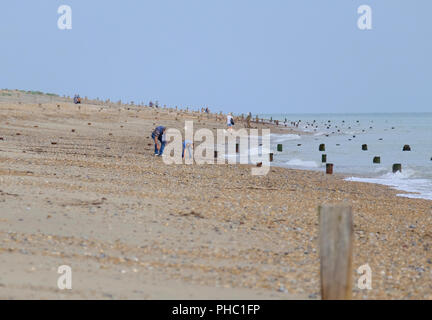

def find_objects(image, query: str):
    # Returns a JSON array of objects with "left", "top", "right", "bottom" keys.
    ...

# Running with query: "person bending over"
[{"left": 151, "top": 126, "right": 166, "bottom": 156}]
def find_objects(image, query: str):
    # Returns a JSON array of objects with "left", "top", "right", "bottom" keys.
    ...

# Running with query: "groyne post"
[{"left": 318, "top": 204, "right": 353, "bottom": 300}]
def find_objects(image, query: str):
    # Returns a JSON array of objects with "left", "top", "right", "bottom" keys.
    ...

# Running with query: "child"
[{"left": 182, "top": 140, "right": 193, "bottom": 160}]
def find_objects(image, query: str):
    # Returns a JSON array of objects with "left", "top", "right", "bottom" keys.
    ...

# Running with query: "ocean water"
[{"left": 260, "top": 113, "right": 432, "bottom": 200}]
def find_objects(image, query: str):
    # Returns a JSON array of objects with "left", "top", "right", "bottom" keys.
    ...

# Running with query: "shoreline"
[
  {"left": 263, "top": 117, "right": 432, "bottom": 202},
  {"left": 1, "top": 95, "right": 432, "bottom": 299}
]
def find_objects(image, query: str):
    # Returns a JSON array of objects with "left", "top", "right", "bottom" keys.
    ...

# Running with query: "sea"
[{"left": 260, "top": 113, "right": 432, "bottom": 201}]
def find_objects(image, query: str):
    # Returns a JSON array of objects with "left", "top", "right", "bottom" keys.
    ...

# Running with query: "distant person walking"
[
  {"left": 246, "top": 113, "right": 252, "bottom": 128},
  {"left": 151, "top": 126, "right": 166, "bottom": 156},
  {"left": 227, "top": 113, "right": 234, "bottom": 132}
]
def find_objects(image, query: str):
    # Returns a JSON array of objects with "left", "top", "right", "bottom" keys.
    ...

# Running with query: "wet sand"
[{"left": 0, "top": 93, "right": 431, "bottom": 299}]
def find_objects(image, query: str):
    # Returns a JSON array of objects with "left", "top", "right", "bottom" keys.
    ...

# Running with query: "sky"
[{"left": 1, "top": 1, "right": 431, "bottom": 114}]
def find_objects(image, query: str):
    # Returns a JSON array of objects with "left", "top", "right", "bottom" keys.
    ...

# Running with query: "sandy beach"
[{"left": 1, "top": 91, "right": 431, "bottom": 300}]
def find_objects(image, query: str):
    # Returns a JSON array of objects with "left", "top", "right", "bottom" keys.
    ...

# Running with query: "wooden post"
[
  {"left": 362, "top": 144, "right": 368, "bottom": 151},
  {"left": 319, "top": 144, "right": 325, "bottom": 152},
  {"left": 318, "top": 204, "right": 353, "bottom": 300},
  {"left": 393, "top": 163, "right": 402, "bottom": 173},
  {"left": 403, "top": 145, "right": 411, "bottom": 151},
  {"left": 236, "top": 143, "right": 239, "bottom": 153},
  {"left": 214, "top": 151, "right": 218, "bottom": 159},
  {"left": 277, "top": 144, "right": 283, "bottom": 152},
  {"left": 322, "top": 154, "right": 327, "bottom": 163},
  {"left": 269, "top": 153, "right": 273, "bottom": 162},
  {"left": 326, "top": 163, "right": 333, "bottom": 174},
  {"left": 373, "top": 156, "right": 381, "bottom": 164}
]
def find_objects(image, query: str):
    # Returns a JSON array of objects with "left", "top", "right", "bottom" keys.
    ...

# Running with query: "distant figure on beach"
[
  {"left": 73, "top": 94, "right": 81, "bottom": 104},
  {"left": 205, "top": 107, "right": 209, "bottom": 113},
  {"left": 151, "top": 126, "right": 166, "bottom": 156},
  {"left": 182, "top": 140, "right": 194, "bottom": 160},
  {"left": 246, "top": 113, "right": 251, "bottom": 128},
  {"left": 227, "top": 113, "right": 234, "bottom": 132}
]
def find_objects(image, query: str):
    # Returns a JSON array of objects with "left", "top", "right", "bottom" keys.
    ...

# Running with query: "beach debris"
[
  {"left": 256, "top": 162, "right": 262, "bottom": 167},
  {"left": 322, "top": 154, "right": 327, "bottom": 163},
  {"left": 71, "top": 129, "right": 75, "bottom": 132},
  {"left": 319, "top": 144, "right": 325, "bottom": 152},
  {"left": 178, "top": 210, "right": 204, "bottom": 219},
  {"left": 326, "top": 163, "right": 333, "bottom": 175},
  {"left": 277, "top": 144, "right": 283, "bottom": 152},
  {"left": 318, "top": 204, "right": 353, "bottom": 300},
  {"left": 362, "top": 144, "right": 368, "bottom": 151},
  {"left": 0, "top": 137, "right": 3, "bottom": 140},
  {"left": 403, "top": 145, "right": 411, "bottom": 151},
  {"left": 392, "top": 163, "right": 402, "bottom": 173},
  {"left": 51, "top": 142, "right": 57, "bottom": 145},
  {"left": 278, "top": 285, "right": 288, "bottom": 293},
  {"left": 0, "top": 190, "right": 19, "bottom": 197},
  {"left": 373, "top": 156, "right": 381, "bottom": 164}
]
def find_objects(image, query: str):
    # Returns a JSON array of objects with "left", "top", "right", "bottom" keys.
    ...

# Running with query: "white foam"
[
  {"left": 345, "top": 172, "right": 432, "bottom": 201},
  {"left": 271, "top": 133, "right": 301, "bottom": 143},
  {"left": 313, "top": 132, "right": 327, "bottom": 136},
  {"left": 286, "top": 159, "right": 320, "bottom": 168}
]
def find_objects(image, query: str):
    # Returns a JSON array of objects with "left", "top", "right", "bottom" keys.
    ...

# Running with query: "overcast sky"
[{"left": 1, "top": 1, "right": 431, "bottom": 114}]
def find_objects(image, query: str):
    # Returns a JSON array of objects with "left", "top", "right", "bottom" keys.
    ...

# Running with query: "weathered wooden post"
[
  {"left": 277, "top": 144, "right": 283, "bottom": 152},
  {"left": 319, "top": 144, "right": 325, "bottom": 152},
  {"left": 373, "top": 156, "right": 381, "bottom": 164},
  {"left": 326, "top": 163, "right": 333, "bottom": 174},
  {"left": 393, "top": 163, "right": 402, "bottom": 173},
  {"left": 214, "top": 151, "right": 218, "bottom": 159},
  {"left": 269, "top": 153, "right": 274, "bottom": 162},
  {"left": 322, "top": 154, "right": 327, "bottom": 163},
  {"left": 236, "top": 143, "right": 240, "bottom": 153},
  {"left": 319, "top": 204, "right": 353, "bottom": 300},
  {"left": 362, "top": 144, "right": 368, "bottom": 151}
]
